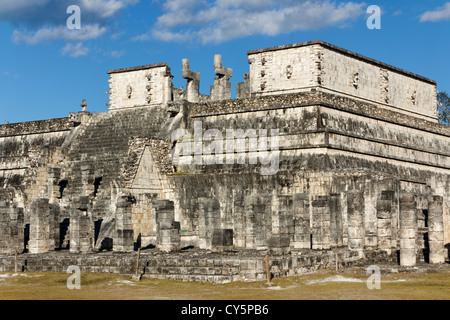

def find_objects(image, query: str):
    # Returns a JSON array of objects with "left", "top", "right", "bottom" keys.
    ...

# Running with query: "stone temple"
[{"left": 0, "top": 40, "right": 449, "bottom": 282}]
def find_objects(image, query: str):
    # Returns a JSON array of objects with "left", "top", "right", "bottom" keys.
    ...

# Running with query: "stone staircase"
[{"left": 63, "top": 106, "right": 172, "bottom": 205}]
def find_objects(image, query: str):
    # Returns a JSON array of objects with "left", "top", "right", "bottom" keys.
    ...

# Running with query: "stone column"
[
  {"left": 70, "top": 196, "right": 92, "bottom": 253},
  {"left": 0, "top": 202, "right": 9, "bottom": 254},
  {"left": 198, "top": 198, "right": 220, "bottom": 250},
  {"left": 113, "top": 195, "right": 134, "bottom": 252},
  {"left": 182, "top": 59, "right": 200, "bottom": 103},
  {"left": 311, "top": 196, "right": 331, "bottom": 250},
  {"left": 13, "top": 207, "right": 25, "bottom": 253},
  {"left": 428, "top": 195, "right": 445, "bottom": 264},
  {"left": 244, "top": 194, "right": 271, "bottom": 250},
  {"left": 28, "top": 198, "right": 56, "bottom": 254},
  {"left": 210, "top": 54, "right": 233, "bottom": 101},
  {"left": 47, "top": 167, "right": 61, "bottom": 202},
  {"left": 153, "top": 200, "right": 180, "bottom": 253},
  {"left": 329, "top": 193, "right": 342, "bottom": 248},
  {"left": 0, "top": 202, "right": 24, "bottom": 254},
  {"left": 293, "top": 193, "right": 310, "bottom": 249},
  {"left": 50, "top": 204, "right": 61, "bottom": 250},
  {"left": 232, "top": 194, "right": 246, "bottom": 248},
  {"left": 399, "top": 193, "right": 417, "bottom": 266},
  {"left": 347, "top": 191, "right": 365, "bottom": 252},
  {"left": 267, "top": 195, "right": 291, "bottom": 254},
  {"left": 80, "top": 165, "right": 94, "bottom": 197},
  {"left": 277, "top": 196, "right": 294, "bottom": 242},
  {"left": 236, "top": 73, "right": 250, "bottom": 99},
  {"left": 376, "top": 190, "right": 394, "bottom": 254}
]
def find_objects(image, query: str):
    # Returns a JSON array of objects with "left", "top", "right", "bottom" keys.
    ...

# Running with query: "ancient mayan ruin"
[{"left": 0, "top": 40, "right": 449, "bottom": 282}]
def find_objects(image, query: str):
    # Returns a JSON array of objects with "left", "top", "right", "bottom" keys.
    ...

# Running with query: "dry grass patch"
[{"left": 0, "top": 266, "right": 449, "bottom": 300}]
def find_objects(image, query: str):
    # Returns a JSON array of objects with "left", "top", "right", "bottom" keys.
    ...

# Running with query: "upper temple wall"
[
  {"left": 107, "top": 63, "right": 173, "bottom": 111},
  {"left": 247, "top": 40, "right": 438, "bottom": 122}
]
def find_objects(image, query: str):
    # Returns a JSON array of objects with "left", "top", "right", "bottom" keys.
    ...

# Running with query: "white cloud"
[
  {"left": 62, "top": 42, "right": 89, "bottom": 57},
  {"left": 13, "top": 24, "right": 107, "bottom": 45},
  {"left": 420, "top": 2, "right": 450, "bottom": 22},
  {"left": 109, "top": 50, "right": 125, "bottom": 58},
  {"left": 0, "top": 0, "right": 137, "bottom": 24},
  {"left": 78, "top": 0, "right": 138, "bottom": 18},
  {"left": 0, "top": 0, "right": 138, "bottom": 45},
  {"left": 110, "top": 31, "right": 125, "bottom": 40},
  {"left": 140, "top": 0, "right": 365, "bottom": 44},
  {"left": 131, "top": 33, "right": 151, "bottom": 42},
  {"left": 2, "top": 71, "right": 20, "bottom": 79},
  {"left": 0, "top": 0, "right": 50, "bottom": 16}
]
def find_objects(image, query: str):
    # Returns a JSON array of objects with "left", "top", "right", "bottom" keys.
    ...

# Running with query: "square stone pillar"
[
  {"left": 210, "top": 55, "right": 233, "bottom": 101},
  {"left": 311, "top": 196, "right": 332, "bottom": 250},
  {"left": 399, "top": 193, "right": 418, "bottom": 266},
  {"left": 0, "top": 202, "right": 24, "bottom": 254},
  {"left": 347, "top": 191, "right": 365, "bottom": 252},
  {"left": 292, "top": 193, "right": 311, "bottom": 249},
  {"left": 232, "top": 194, "right": 246, "bottom": 248},
  {"left": 28, "top": 198, "right": 56, "bottom": 254},
  {"left": 329, "top": 193, "right": 342, "bottom": 248},
  {"left": 47, "top": 167, "right": 61, "bottom": 202},
  {"left": 113, "top": 195, "right": 134, "bottom": 252},
  {"left": 376, "top": 190, "right": 395, "bottom": 254},
  {"left": 275, "top": 196, "right": 294, "bottom": 246},
  {"left": 182, "top": 59, "right": 200, "bottom": 103},
  {"left": 70, "top": 196, "right": 92, "bottom": 253},
  {"left": 244, "top": 194, "right": 271, "bottom": 250},
  {"left": 198, "top": 198, "right": 221, "bottom": 250},
  {"left": 428, "top": 195, "right": 445, "bottom": 264},
  {"left": 153, "top": 200, "right": 180, "bottom": 253},
  {"left": 236, "top": 73, "right": 250, "bottom": 99}
]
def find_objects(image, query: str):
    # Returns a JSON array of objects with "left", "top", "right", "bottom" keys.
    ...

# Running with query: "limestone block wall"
[
  {"left": 107, "top": 63, "right": 173, "bottom": 110},
  {"left": 0, "top": 118, "right": 72, "bottom": 209},
  {"left": 178, "top": 101, "right": 449, "bottom": 180},
  {"left": 319, "top": 47, "right": 437, "bottom": 121},
  {"left": 163, "top": 89, "right": 449, "bottom": 262},
  {"left": 322, "top": 107, "right": 450, "bottom": 157},
  {"left": 247, "top": 41, "right": 437, "bottom": 122},
  {"left": 247, "top": 44, "right": 317, "bottom": 95}
]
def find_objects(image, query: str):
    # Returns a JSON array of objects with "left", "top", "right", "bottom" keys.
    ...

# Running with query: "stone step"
[
  {"left": 142, "top": 274, "right": 237, "bottom": 283},
  {"left": 142, "top": 266, "right": 240, "bottom": 277}
]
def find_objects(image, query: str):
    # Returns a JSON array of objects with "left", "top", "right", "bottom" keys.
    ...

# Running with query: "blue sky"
[{"left": 0, "top": 0, "right": 449, "bottom": 124}]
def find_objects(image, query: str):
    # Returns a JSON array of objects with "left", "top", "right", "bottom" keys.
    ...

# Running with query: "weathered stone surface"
[
  {"left": 212, "top": 229, "right": 233, "bottom": 248},
  {"left": 247, "top": 40, "right": 437, "bottom": 122},
  {"left": 107, "top": 63, "right": 172, "bottom": 110},
  {"left": 0, "top": 40, "right": 448, "bottom": 282}
]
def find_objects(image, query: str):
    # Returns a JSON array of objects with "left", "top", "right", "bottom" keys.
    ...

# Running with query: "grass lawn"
[{"left": 0, "top": 265, "right": 449, "bottom": 300}]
